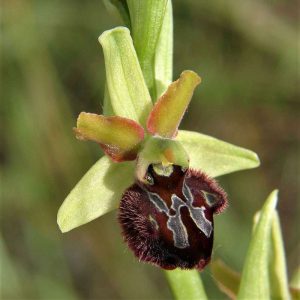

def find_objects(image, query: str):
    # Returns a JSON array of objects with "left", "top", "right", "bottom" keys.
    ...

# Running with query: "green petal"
[
  {"left": 147, "top": 71, "right": 201, "bottom": 138},
  {"left": 238, "top": 190, "right": 278, "bottom": 299},
  {"left": 165, "top": 269, "right": 208, "bottom": 300},
  {"left": 75, "top": 112, "right": 144, "bottom": 161},
  {"left": 154, "top": 0, "right": 173, "bottom": 98},
  {"left": 127, "top": 0, "right": 168, "bottom": 99},
  {"left": 99, "top": 27, "right": 152, "bottom": 127},
  {"left": 176, "top": 130, "right": 260, "bottom": 177},
  {"left": 57, "top": 156, "right": 135, "bottom": 233},
  {"left": 210, "top": 260, "right": 240, "bottom": 299}
]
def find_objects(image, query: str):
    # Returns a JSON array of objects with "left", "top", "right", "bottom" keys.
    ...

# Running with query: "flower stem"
[{"left": 165, "top": 269, "right": 208, "bottom": 300}]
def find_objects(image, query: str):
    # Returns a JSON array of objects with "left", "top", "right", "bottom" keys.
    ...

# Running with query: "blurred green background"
[{"left": 1, "top": 0, "right": 299, "bottom": 299}]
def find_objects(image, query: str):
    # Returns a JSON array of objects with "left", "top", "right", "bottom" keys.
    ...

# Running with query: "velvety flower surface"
[{"left": 119, "top": 164, "right": 227, "bottom": 270}]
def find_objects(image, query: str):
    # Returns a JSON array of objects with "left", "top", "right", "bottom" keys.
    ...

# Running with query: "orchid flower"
[{"left": 57, "top": 27, "right": 259, "bottom": 270}]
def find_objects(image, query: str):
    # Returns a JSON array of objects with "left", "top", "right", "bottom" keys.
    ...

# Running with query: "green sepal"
[
  {"left": 176, "top": 130, "right": 260, "bottom": 177},
  {"left": 165, "top": 269, "right": 208, "bottom": 300},
  {"left": 147, "top": 71, "right": 201, "bottom": 138},
  {"left": 74, "top": 112, "right": 144, "bottom": 162},
  {"left": 99, "top": 27, "right": 152, "bottom": 127},
  {"left": 127, "top": 0, "right": 168, "bottom": 99},
  {"left": 237, "top": 190, "right": 278, "bottom": 299},
  {"left": 57, "top": 156, "right": 135, "bottom": 233},
  {"left": 103, "top": 84, "right": 114, "bottom": 116},
  {"left": 136, "top": 136, "right": 189, "bottom": 182}
]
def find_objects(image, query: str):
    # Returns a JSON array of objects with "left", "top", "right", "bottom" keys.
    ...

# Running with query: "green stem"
[
  {"left": 126, "top": 1, "right": 208, "bottom": 298},
  {"left": 165, "top": 269, "right": 208, "bottom": 300},
  {"left": 105, "top": 1, "right": 209, "bottom": 299},
  {"left": 127, "top": 0, "right": 168, "bottom": 100}
]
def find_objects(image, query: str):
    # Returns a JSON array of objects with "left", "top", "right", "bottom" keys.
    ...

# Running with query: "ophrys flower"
[{"left": 57, "top": 28, "right": 259, "bottom": 270}]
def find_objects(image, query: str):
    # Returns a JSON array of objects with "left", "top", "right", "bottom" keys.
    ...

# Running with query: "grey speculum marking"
[
  {"left": 167, "top": 195, "right": 190, "bottom": 248},
  {"left": 148, "top": 192, "right": 169, "bottom": 213},
  {"left": 183, "top": 181, "right": 213, "bottom": 237},
  {"left": 147, "top": 180, "right": 213, "bottom": 249}
]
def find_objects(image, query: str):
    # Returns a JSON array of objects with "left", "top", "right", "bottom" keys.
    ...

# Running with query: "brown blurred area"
[{"left": 1, "top": 0, "right": 299, "bottom": 299}]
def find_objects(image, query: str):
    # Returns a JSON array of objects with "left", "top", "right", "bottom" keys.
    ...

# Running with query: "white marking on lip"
[
  {"left": 183, "top": 181, "right": 213, "bottom": 237},
  {"left": 148, "top": 192, "right": 169, "bottom": 213},
  {"left": 148, "top": 191, "right": 190, "bottom": 248},
  {"left": 167, "top": 195, "right": 190, "bottom": 248},
  {"left": 146, "top": 180, "right": 213, "bottom": 249}
]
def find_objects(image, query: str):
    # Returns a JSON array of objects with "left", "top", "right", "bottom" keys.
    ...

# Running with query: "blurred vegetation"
[{"left": 1, "top": 0, "right": 299, "bottom": 299}]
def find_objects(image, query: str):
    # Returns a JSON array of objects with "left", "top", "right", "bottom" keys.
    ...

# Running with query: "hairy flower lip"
[{"left": 118, "top": 164, "right": 227, "bottom": 270}]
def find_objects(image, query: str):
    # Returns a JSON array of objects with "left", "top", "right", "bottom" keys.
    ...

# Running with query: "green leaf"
[
  {"left": 154, "top": 0, "right": 173, "bottom": 98},
  {"left": 210, "top": 259, "right": 240, "bottom": 299},
  {"left": 57, "top": 156, "right": 135, "bottom": 233},
  {"left": 136, "top": 136, "right": 189, "bottom": 182},
  {"left": 147, "top": 71, "right": 201, "bottom": 138},
  {"left": 74, "top": 112, "right": 144, "bottom": 161},
  {"left": 176, "top": 130, "right": 260, "bottom": 177},
  {"left": 165, "top": 269, "right": 208, "bottom": 300},
  {"left": 211, "top": 213, "right": 291, "bottom": 300},
  {"left": 99, "top": 27, "right": 152, "bottom": 127},
  {"left": 237, "top": 192, "right": 291, "bottom": 299},
  {"left": 127, "top": 0, "right": 168, "bottom": 99},
  {"left": 237, "top": 190, "right": 278, "bottom": 300},
  {"left": 269, "top": 211, "right": 291, "bottom": 300}
]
